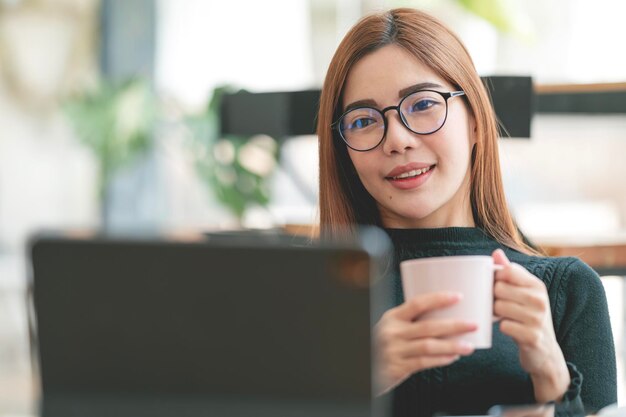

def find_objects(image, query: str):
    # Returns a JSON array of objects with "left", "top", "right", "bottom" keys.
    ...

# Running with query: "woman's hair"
[{"left": 317, "top": 7, "right": 539, "bottom": 255}]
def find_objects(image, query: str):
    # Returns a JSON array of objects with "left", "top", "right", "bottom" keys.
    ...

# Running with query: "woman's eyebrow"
[
  {"left": 344, "top": 98, "right": 378, "bottom": 113},
  {"left": 343, "top": 82, "right": 445, "bottom": 113},
  {"left": 398, "top": 82, "right": 444, "bottom": 97}
]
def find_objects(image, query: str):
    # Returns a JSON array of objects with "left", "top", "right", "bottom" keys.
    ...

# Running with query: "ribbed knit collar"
[{"left": 384, "top": 227, "right": 495, "bottom": 250}]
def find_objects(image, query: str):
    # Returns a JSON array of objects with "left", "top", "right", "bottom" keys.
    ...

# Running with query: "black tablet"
[{"left": 28, "top": 228, "right": 392, "bottom": 417}]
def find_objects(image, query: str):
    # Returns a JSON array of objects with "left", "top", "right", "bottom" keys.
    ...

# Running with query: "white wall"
[
  {"left": 500, "top": 114, "right": 626, "bottom": 239},
  {"left": 155, "top": 0, "right": 314, "bottom": 110}
]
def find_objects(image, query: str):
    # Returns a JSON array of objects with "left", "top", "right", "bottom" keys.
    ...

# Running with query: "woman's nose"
[{"left": 381, "top": 111, "right": 420, "bottom": 155}]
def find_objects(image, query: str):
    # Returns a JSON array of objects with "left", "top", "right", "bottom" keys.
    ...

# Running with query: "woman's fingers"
[
  {"left": 496, "top": 263, "right": 542, "bottom": 288},
  {"left": 493, "top": 249, "right": 544, "bottom": 289},
  {"left": 392, "top": 292, "right": 462, "bottom": 322},
  {"left": 495, "top": 299, "right": 544, "bottom": 327},
  {"left": 492, "top": 248, "right": 511, "bottom": 267},
  {"left": 398, "top": 337, "right": 475, "bottom": 358},
  {"left": 492, "top": 249, "right": 550, "bottom": 330},
  {"left": 403, "top": 318, "right": 478, "bottom": 340},
  {"left": 494, "top": 280, "right": 548, "bottom": 310},
  {"left": 375, "top": 293, "right": 477, "bottom": 386},
  {"left": 375, "top": 290, "right": 480, "bottom": 390}
]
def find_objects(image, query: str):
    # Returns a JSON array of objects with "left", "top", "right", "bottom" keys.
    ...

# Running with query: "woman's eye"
[
  {"left": 348, "top": 117, "right": 376, "bottom": 130},
  {"left": 411, "top": 99, "right": 436, "bottom": 112}
]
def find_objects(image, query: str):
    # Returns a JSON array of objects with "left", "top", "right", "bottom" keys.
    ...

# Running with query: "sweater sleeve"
[{"left": 551, "top": 257, "right": 617, "bottom": 413}]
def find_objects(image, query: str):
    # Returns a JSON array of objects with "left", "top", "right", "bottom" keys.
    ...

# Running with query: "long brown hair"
[{"left": 317, "top": 8, "right": 539, "bottom": 255}]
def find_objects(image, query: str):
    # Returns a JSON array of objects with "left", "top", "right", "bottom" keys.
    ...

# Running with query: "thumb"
[{"left": 492, "top": 248, "right": 511, "bottom": 267}]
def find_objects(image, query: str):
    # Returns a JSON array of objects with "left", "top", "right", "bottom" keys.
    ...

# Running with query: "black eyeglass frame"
[{"left": 332, "top": 89, "right": 466, "bottom": 152}]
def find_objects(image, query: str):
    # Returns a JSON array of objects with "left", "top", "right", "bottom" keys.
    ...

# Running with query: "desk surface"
[
  {"left": 535, "top": 233, "right": 626, "bottom": 276},
  {"left": 281, "top": 224, "right": 626, "bottom": 277}
]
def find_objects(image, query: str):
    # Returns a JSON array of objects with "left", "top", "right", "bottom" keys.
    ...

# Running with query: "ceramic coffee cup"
[{"left": 400, "top": 255, "right": 502, "bottom": 349}]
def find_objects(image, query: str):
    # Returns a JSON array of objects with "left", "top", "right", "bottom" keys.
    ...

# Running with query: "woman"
[{"left": 317, "top": 8, "right": 616, "bottom": 416}]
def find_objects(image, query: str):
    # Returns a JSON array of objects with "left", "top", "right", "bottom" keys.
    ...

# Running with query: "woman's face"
[{"left": 341, "top": 44, "right": 476, "bottom": 228}]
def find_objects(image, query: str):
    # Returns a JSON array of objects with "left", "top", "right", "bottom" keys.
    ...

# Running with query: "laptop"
[{"left": 28, "top": 228, "right": 392, "bottom": 417}]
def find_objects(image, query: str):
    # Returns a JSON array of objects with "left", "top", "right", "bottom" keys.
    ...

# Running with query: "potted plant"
[{"left": 187, "top": 86, "right": 279, "bottom": 223}]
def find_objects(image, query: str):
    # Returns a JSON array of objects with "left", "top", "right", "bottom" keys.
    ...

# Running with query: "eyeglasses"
[{"left": 332, "top": 90, "right": 466, "bottom": 152}]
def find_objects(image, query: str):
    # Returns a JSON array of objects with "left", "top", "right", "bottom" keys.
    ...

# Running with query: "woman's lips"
[
  {"left": 386, "top": 164, "right": 435, "bottom": 190},
  {"left": 385, "top": 162, "right": 434, "bottom": 179}
]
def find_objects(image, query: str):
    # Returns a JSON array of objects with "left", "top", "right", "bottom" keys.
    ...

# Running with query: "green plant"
[
  {"left": 188, "top": 86, "right": 279, "bottom": 220},
  {"left": 64, "top": 78, "right": 157, "bottom": 203},
  {"left": 388, "top": 0, "right": 531, "bottom": 38},
  {"left": 455, "top": 0, "right": 517, "bottom": 33}
]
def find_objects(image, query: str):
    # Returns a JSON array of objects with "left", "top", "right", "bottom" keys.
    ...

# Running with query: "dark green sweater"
[{"left": 382, "top": 227, "right": 617, "bottom": 416}]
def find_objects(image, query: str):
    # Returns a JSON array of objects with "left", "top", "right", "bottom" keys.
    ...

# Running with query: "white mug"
[{"left": 400, "top": 255, "right": 502, "bottom": 349}]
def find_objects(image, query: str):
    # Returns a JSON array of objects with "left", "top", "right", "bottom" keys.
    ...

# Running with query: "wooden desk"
[
  {"left": 281, "top": 225, "right": 626, "bottom": 276},
  {"left": 537, "top": 234, "right": 626, "bottom": 276}
]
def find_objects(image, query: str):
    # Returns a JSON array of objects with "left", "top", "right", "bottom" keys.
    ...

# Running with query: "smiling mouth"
[{"left": 386, "top": 164, "right": 436, "bottom": 180}]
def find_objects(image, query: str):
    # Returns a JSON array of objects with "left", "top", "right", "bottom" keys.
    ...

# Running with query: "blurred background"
[{"left": 1, "top": 0, "right": 625, "bottom": 414}]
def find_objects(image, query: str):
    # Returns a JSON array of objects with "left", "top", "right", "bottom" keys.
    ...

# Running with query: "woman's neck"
[{"left": 379, "top": 199, "right": 475, "bottom": 229}]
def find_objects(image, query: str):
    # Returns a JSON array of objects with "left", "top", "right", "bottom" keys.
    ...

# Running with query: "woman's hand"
[
  {"left": 492, "top": 249, "right": 570, "bottom": 403},
  {"left": 374, "top": 292, "right": 477, "bottom": 396}
]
